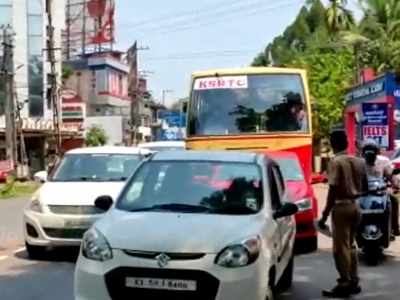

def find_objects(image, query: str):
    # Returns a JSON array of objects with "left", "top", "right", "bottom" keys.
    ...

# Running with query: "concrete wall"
[{"left": 84, "top": 116, "right": 126, "bottom": 145}]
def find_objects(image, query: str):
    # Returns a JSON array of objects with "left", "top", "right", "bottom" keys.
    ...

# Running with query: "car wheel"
[
  {"left": 265, "top": 286, "right": 274, "bottom": 300},
  {"left": 25, "top": 242, "right": 46, "bottom": 260},
  {"left": 295, "top": 236, "right": 318, "bottom": 254},
  {"left": 276, "top": 256, "right": 294, "bottom": 292}
]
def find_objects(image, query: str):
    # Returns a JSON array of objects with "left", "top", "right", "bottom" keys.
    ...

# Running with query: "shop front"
[{"left": 345, "top": 73, "right": 400, "bottom": 154}]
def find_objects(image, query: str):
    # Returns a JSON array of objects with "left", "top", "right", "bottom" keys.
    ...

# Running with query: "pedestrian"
[{"left": 319, "top": 130, "right": 368, "bottom": 298}]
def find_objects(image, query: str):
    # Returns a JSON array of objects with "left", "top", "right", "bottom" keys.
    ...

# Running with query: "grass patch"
[{"left": 0, "top": 179, "right": 40, "bottom": 199}]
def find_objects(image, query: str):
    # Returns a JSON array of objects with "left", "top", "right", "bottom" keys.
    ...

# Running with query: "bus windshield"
[{"left": 188, "top": 74, "right": 308, "bottom": 136}]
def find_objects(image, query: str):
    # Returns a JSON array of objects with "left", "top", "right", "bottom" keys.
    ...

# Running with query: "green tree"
[
  {"left": 85, "top": 126, "right": 108, "bottom": 147},
  {"left": 306, "top": 0, "right": 327, "bottom": 32},
  {"left": 289, "top": 49, "right": 355, "bottom": 140},
  {"left": 325, "top": 0, "right": 355, "bottom": 34}
]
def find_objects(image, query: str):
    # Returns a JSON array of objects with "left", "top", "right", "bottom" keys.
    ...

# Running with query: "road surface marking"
[
  {"left": 13, "top": 247, "right": 26, "bottom": 254},
  {"left": 0, "top": 256, "right": 8, "bottom": 261}
]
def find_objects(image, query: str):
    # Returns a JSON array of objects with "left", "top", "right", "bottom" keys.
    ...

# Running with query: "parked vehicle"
[
  {"left": 138, "top": 141, "right": 185, "bottom": 152},
  {"left": 268, "top": 151, "right": 318, "bottom": 253},
  {"left": 356, "top": 177, "right": 392, "bottom": 265},
  {"left": 75, "top": 150, "right": 298, "bottom": 300},
  {"left": 23, "top": 146, "right": 150, "bottom": 259}
]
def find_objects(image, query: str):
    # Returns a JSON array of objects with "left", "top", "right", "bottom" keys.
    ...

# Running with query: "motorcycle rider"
[{"left": 361, "top": 140, "right": 400, "bottom": 237}]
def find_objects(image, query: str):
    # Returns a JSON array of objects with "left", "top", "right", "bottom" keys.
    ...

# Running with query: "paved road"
[{"left": 1, "top": 187, "right": 400, "bottom": 300}]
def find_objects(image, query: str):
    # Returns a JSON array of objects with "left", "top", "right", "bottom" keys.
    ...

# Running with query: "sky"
[{"left": 115, "top": 0, "right": 361, "bottom": 105}]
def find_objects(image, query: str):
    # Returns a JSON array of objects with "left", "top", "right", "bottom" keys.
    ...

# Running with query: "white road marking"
[
  {"left": 13, "top": 247, "right": 26, "bottom": 254},
  {"left": 0, "top": 256, "right": 8, "bottom": 261}
]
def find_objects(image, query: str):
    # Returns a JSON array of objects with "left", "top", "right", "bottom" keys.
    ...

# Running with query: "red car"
[{"left": 268, "top": 151, "right": 318, "bottom": 253}]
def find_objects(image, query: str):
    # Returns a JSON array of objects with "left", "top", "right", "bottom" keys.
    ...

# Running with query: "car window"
[
  {"left": 273, "top": 166, "right": 286, "bottom": 196},
  {"left": 268, "top": 166, "right": 282, "bottom": 211},
  {"left": 51, "top": 153, "right": 141, "bottom": 182},
  {"left": 118, "top": 160, "right": 263, "bottom": 215},
  {"left": 275, "top": 158, "right": 304, "bottom": 181}
]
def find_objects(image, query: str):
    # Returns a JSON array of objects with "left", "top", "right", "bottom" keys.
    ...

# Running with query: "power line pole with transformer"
[{"left": 45, "top": 0, "right": 62, "bottom": 156}]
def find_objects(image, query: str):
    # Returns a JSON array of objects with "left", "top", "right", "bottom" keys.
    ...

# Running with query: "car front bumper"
[
  {"left": 75, "top": 249, "right": 270, "bottom": 300},
  {"left": 24, "top": 209, "right": 100, "bottom": 247}
]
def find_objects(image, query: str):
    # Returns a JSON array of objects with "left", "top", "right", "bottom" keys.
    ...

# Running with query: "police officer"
[{"left": 319, "top": 130, "right": 368, "bottom": 298}]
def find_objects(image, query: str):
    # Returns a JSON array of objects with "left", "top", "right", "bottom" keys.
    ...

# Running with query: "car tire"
[
  {"left": 295, "top": 236, "right": 318, "bottom": 254},
  {"left": 265, "top": 287, "right": 274, "bottom": 300},
  {"left": 276, "top": 256, "right": 294, "bottom": 292},
  {"left": 25, "top": 242, "right": 46, "bottom": 260}
]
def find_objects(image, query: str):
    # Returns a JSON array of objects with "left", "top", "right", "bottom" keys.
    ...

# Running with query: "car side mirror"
[
  {"left": 393, "top": 169, "right": 400, "bottom": 175},
  {"left": 274, "top": 202, "right": 298, "bottom": 219},
  {"left": 34, "top": 171, "right": 48, "bottom": 183},
  {"left": 95, "top": 195, "right": 114, "bottom": 212}
]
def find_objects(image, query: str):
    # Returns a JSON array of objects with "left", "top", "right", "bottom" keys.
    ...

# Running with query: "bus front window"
[{"left": 188, "top": 74, "right": 309, "bottom": 136}]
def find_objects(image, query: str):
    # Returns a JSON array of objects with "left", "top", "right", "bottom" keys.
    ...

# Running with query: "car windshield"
[
  {"left": 117, "top": 161, "right": 263, "bottom": 215},
  {"left": 188, "top": 74, "right": 308, "bottom": 136},
  {"left": 51, "top": 153, "right": 141, "bottom": 182},
  {"left": 275, "top": 158, "right": 304, "bottom": 181}
]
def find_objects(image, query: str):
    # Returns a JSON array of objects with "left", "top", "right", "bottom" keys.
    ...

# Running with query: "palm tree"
[
  {"left": 325, "top": 0, "right": 355, "bottom": 34},
  {"left": 356, "top": 0, "right": 400, "bottom": 72}
]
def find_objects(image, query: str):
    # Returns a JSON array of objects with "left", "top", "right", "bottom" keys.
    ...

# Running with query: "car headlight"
[
  {"left": 296, "top": 198, "right": 312, "bottom": 212},
  {"left": 216, "top": 236, "right": 261, "bottom": 268},
  {"left": 82, "top": 228, "right": 113, "bottom": 262},
  {"left": 29, "top": 196, "right": 43, "bottom": 213}
]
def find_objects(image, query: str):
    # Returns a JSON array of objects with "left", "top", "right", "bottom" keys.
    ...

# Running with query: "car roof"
[
  {"left": 66, "top": 146, "right": 151, "bottom": 155},
  {"left": 266, "top": 151, "right": 299, "bottom": 160},
  {"left": 138, "top": 141, "right": 185, "bottom": 148},
  {"left": 151, "top": 150, "right": 268, "bottom": 164}
]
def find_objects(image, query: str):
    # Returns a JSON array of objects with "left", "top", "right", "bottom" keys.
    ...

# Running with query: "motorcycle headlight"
[
  {"left": 296, "top": 198, "right": 312, "bottom": 212},
  {"left": 29, "top": 196, "right": 43, "bottom": 213},
  {"left": 82, "top": 228, "right": 113, "bottom": 262},
  {"left": 216, "top": 236, "right": 261, "bottom": 268}
]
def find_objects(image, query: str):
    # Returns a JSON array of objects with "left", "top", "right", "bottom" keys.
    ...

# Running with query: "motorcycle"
[{"left": 356, "top": 177, "right": 392, "bottom": 265}]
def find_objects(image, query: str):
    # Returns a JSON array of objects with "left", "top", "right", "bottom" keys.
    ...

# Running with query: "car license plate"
[
  {"left": 64, "top": 219, "right": 93, "bottom": 228},
  {"left": 126, "top": 277, "right": 197, "bottom": 291}
]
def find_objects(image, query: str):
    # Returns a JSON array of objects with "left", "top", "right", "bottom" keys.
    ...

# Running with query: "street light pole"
[{"left": 162, "top": 89, "right": 173, "bottom": 106}]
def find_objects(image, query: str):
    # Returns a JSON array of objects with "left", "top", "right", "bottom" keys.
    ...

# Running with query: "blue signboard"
[
  {"left": 158, "top": 111, "right": 186, "bottom": 127},
  {"left": 362, "top": 103, "right": 389, "bottom": 148}
]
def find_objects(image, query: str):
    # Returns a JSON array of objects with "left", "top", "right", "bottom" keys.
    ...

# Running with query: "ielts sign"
[
  {"left": 194, "top": 76, "right": 248, "bottom": 90},
  {"left": 363, "top": 125, "right": 389, "bottom": 148}
]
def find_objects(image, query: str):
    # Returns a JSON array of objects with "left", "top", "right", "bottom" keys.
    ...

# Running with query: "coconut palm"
[{"left": 325, "top": 0, "right": 355, "bottom": 33}]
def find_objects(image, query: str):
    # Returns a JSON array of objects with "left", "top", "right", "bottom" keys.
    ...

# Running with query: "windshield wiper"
[
  {"left": 129, "top": 203, "right": 210, "bottom": 213},
  {"left": 210, "top": 205, "right": 258, "bottom": 215}
]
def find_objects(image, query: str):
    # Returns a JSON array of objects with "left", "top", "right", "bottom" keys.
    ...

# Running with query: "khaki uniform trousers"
[{"left": 331, "top": 202, "right": 361, "bottom": 287}]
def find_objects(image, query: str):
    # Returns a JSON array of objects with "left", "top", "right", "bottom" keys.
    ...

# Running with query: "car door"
[{"left": 270, "top": 164, "right": 295, "bottom": 278}]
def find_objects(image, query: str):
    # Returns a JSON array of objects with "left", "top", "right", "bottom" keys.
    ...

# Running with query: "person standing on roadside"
[{"left": 319, "top": 130, "right": 368, "bottom": 298}]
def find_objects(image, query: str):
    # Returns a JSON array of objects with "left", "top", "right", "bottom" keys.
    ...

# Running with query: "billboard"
[
  {"left": 64, "top": 0, "right": 115, "bottom": 58},
  {"left": 362, "top": 103, "right": 389, "bottom": 148}
]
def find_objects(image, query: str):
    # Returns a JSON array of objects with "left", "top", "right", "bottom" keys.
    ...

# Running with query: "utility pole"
[
  {"left": 1, "top": 26, "right": 17, "bottom": 168},
  {"left": 162, "top": 89, "right": 173, "bottom": 106},
  {"left": 127, "top": 41, "right": 149, "bottom": 146},
  {"left": 45, "top": 0, "right": 62, "bottom": 156}
]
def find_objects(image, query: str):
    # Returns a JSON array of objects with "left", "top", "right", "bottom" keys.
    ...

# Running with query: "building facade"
[{"left": 0, "top": 0, "right": 67, "bottom": 172}]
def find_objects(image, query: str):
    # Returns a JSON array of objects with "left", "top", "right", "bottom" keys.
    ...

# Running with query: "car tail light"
[{"left": 393, "top": 162, "right": 400, "bottom": 170}]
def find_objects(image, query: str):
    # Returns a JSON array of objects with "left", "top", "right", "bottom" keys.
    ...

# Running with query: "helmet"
[
  {"left": 362, "top": 139, "right": 379, "bottom": 153},
  {"left": 362, "top": 139, "right": 379, "bottom": 165}
]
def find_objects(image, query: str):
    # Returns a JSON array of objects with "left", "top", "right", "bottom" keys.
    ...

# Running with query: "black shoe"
[
  {"left": 322, "top": 286, "right": 351, "bottom": 298},
  {"left": 393, "top": 229, "right": 400, "bottom": 236},
  {"left": 349, "top": 285, "right": 361, "bottom": 295}
]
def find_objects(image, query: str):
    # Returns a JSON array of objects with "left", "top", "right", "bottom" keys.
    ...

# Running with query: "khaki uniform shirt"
[{"left": 328, "top": 153, "right": 368, "bottom": 200}]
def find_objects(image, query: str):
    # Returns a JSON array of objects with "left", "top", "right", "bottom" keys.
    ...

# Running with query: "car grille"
[
  {"left": 105, "top": 267, "right": 219, "bottom": 300},
  {"left": 48, "top": 205, "right": 104, "bottom": 215},
  {"left": 123, "top": 250, "right": 206, "bottom": 260},
  {"left": 43, "top": 228, "right": 88, "bottom": 239}
]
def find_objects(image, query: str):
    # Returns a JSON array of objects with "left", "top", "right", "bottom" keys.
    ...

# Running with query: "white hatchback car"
[
  {"left": 75, "top": 150, "right": 298, "bottom": 300},
  {"left": 24, "top": 146, "right": 150, "bottom": 259}
]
